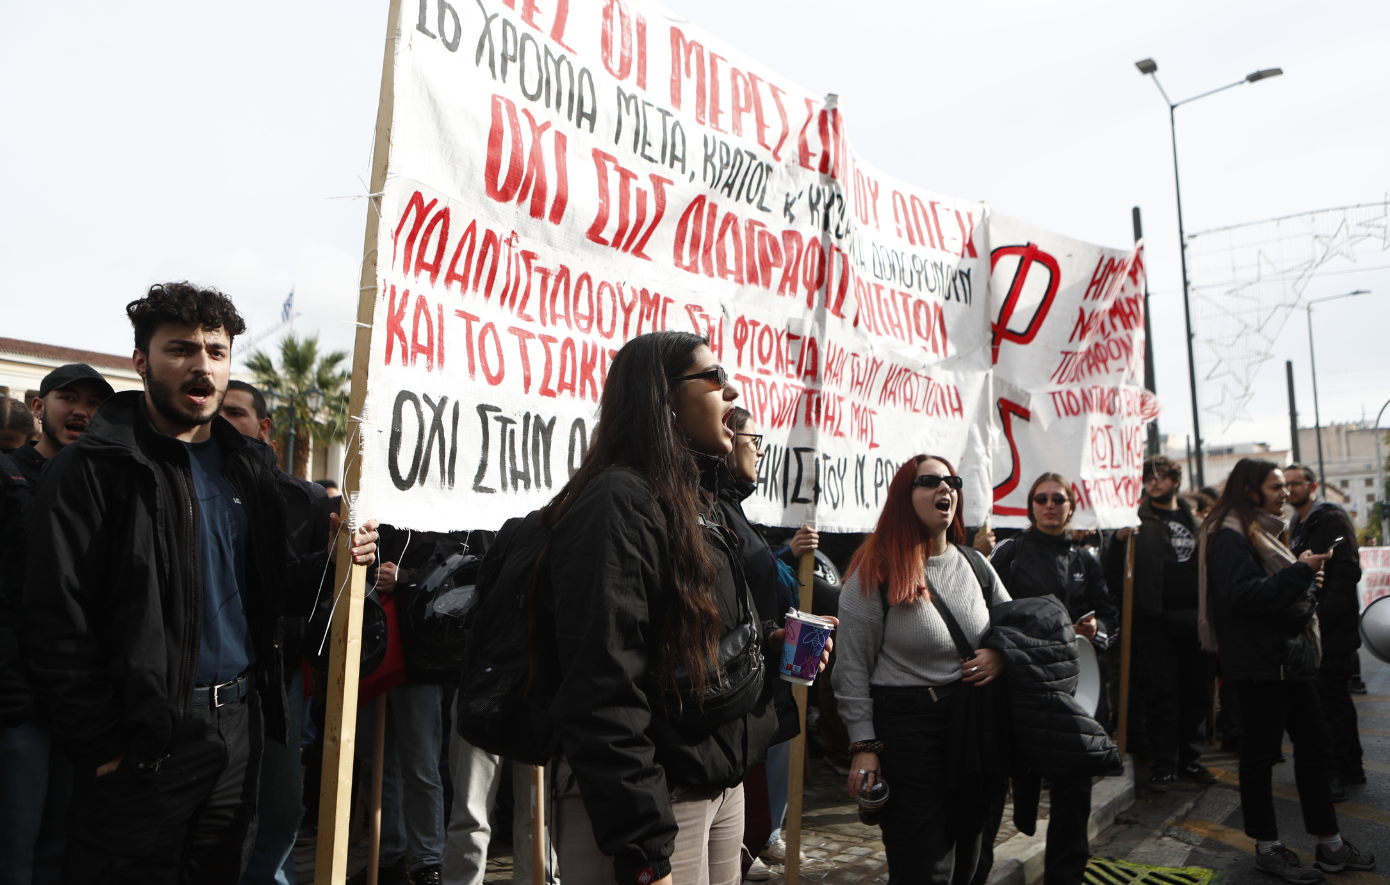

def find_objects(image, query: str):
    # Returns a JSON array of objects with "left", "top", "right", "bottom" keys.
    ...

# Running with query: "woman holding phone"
[
  {"left": 833, "top": 455, "right": 1011, "bottom": 884},
  {"left": 1200, "top": 459, "right": 1375, "bottom": 879},
  {"left": 988, "top": 472, "right": 1117, "bottom": 885}
]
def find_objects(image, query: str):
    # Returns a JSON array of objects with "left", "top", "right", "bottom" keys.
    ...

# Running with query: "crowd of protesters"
[{"left": 0, "top": 287, "right": 1378, "bottom": 885}]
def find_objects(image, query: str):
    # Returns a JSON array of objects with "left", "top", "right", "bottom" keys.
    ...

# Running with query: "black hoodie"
[
  {"left": 991, "top": 529, "right": 1117, "bottom": 652},
  {"left": 21, "top": 390, "right": 319, "bottom": 771}
]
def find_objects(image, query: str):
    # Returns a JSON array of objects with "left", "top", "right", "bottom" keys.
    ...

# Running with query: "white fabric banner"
[{"left": 353, "top": 0, "right": 1152, "bottom": 533}]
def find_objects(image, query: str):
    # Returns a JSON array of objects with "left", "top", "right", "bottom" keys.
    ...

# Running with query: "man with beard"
[
  {"left": 1285, "top": 464, "right": 1364, "bottom": 801},
  {"left": 1106, "top": 455, "right": 1217, "bottom": 793},
  {"left": 22, "top": 282, "right": 379, "bottom": 884},
  {"left": 220, "top": 380, "right": 334, "bottom": 885},
  {"left": 11, "top": 363, "right": 113, "bottom": 487}
]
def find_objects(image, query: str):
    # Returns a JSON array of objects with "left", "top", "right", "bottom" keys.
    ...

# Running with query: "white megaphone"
[{"left": 1361, "top": 594, "right": 1390, "bottom": 664}]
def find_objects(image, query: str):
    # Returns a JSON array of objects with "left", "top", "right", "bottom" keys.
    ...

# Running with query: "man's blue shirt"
[{"left": 185, "top": 437, "right": 255, "bottom": 685}]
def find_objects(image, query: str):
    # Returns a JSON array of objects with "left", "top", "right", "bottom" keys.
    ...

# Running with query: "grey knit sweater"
[{"left": 831, "top": 545, "right": 1011, "bottom": 743}]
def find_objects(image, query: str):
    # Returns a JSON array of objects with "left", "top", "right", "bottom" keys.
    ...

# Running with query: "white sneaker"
[
  {"left": 760, "top": 838, "right": 807, "bottom": 865},
  {"left": 744, "top": 858, "right": 773, "bottom": 881}
]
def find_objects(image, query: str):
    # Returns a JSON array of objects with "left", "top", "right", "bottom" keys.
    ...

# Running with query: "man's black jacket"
[
  {"left": 1289, "top": 501, "right": 1362, "bottom": 655},
  {"left": 991, "top": 529, "right": 1118, "bottom": 652},
  {"left": 1206, "top": 527, "right": 1318, "bottom": 682},
  {"left": 11, "top": 439, "right": 46, "bottom": 489},
  {"left": 546, "top": 460, "right": 777, "bottom": 885},
  {"left": 262, "top": 444, "right": 333, "bottom": 677},
  {"left": 22, "top": 391, "right": 317, "bottom": 772},
  {"left": 0, "top": 451, "right": 32, "bottom": 727},
  {"left": 1104, "top": 496, "right": 1196, "bottom": 618}
]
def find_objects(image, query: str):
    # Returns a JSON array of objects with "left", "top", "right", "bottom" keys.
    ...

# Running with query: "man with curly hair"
[{"left": 22, "top": 282, "right": 380, "bottom": 884}]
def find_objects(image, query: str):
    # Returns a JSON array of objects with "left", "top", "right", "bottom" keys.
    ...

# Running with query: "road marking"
[
  {"left": 1357, "top": 708, "right": 1389, "bottom": 718},
  {"left": 1175, "top": 819, "right": 1390, "bottom": 885},
  {"left": 1361, "top": 726, "right": 1389, "bottom": 737},
  {"left": 1353, "top": 695, "right": 1389, "bottom": 703},
  {"left": 1282, "top": 744, "right": 1390, "bottom": 775},
  {"left": 1205, "top": 766, "right": 1390, "bottom": 828}
]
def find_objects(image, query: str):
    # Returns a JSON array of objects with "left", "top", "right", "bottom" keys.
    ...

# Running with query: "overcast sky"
[{"left": 4, "top": 0, "right": 1387, "bottom": 454}]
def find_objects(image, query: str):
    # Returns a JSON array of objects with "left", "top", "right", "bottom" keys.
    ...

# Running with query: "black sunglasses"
[
  {"left": 669, "top": 365, "right": 728, "bottom": 388},
  {"left": 736, "top": 432, "right": 764, "bottom": 452},
  {"left": 1033, "top": 493, "right": 1069, "bottom": 507},
  {"left": 913, "top": 474, "right": 963, "bottom": 490}
]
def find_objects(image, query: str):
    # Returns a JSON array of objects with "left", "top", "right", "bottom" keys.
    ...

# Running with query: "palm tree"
[{"left": 245, "top": 333, "right": 350, "bottom": 478}]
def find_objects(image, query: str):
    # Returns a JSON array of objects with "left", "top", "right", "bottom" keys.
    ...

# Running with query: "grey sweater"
[{"left": 831, "top": 545, "right": 1011, "bottom": 743}]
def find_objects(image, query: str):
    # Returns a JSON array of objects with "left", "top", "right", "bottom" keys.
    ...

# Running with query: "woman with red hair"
[{"left": 832, "top": 455, "right": 1011, "bottom": 884}]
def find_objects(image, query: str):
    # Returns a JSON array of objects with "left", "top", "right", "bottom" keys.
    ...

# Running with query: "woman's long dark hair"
[
  {"left": 1202, "top": 458, "right": 1280, "bottom": 550},
  {"left": 542, "top": 331, "right": 721, "bottom": 694}
]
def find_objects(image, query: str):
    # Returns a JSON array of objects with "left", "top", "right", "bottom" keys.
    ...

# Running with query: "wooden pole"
[
  {"left": 783, "top": 551, "right": 817, "bottom": 885},
  {"left": 367, "top": 696, "right": 388, "bottom": 885},
  {"left": 531, "top": 765, "right": 546, "bottom": 885},
  {"left": 1116, "top": 532, "right": 1137, "bottom": 756},
  {"left": 315, "top": 1, "right": 402, "bottom": 880}
]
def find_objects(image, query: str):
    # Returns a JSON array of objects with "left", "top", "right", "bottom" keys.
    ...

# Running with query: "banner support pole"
[
  {"left": 1116, "top": 532, "right": 1137, "bottom": 756},
  {"left": 315, "top": 0, "right": 402, "bottom": 880},
  {"left": 784, "top": 551, "right": 817, "bottom": 885},
  {"left": 367, "top": 696, "right": 388, "bottom": 885},
  {"left": 531, "top": 765, "right": 546, "bottom": 885}
]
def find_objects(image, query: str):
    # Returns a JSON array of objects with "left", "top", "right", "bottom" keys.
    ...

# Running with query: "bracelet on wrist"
[{"left": 848, "top": 740, "right": 883, "bottom": 756}]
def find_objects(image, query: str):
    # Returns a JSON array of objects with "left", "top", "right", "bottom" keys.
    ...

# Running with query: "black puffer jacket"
[
  {"left": 546, "top": 458, "right": 777, "bottom": 884},
  {"left": 1206, "top": 527, "right": 1318, "bottom": 682},
  {"left": 982, "top": 596, "right": 1119, "bottom": 778},
  {"left": 0, "top": 452, "right": 31, "bottom": 727},
  {"left": 1290, "top": 502, "right": 1361, "bottom": 655},
  {"left": 22, "top": 392, "right": 318, "bottom": 771}
]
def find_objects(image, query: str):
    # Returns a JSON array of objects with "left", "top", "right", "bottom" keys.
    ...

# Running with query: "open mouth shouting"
[
  {"left": 934, "top": 497, "right": 953, "bottom": 516},
  {"left": 183, "top": 379, "right": 215, "bottom": 409}
]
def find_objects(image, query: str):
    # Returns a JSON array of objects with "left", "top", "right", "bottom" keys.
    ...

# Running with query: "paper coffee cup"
[{"left": 779, "top": 609, "right": 835, "bottom": 686}]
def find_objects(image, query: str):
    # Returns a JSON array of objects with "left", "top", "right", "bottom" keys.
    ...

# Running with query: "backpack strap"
[
  {"left": 954, "top": 543, "right": 994, "bottom": 607},
  {"left": 876, "top": 545, "right": 991, "bottom": 660}
]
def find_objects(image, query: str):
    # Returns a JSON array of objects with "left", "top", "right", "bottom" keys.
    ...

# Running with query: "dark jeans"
[
  {"left": 0, "top": 717, "right": 73, "bottom": 885},
  {"left": 1135, "top": 613, "right": 1211, "bottom": 773},
  {"left": 873, "top": 686, "right": 991, "bottom": 885},
  {"left": 1317, "top": 651, "right": 1364, "bottom": 779},
  {"left": 64, "top": 690, "right": 264, "bottom": 885},
  {"left": 1234, "top": 680, "right": 1338, "bottom": 842},
  {"left": 1044, "top": 776, "right": 1093, "bottom": 885}
]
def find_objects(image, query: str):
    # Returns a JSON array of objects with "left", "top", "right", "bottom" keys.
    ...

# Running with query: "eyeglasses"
[
  {"left": 669, "top": 365, "right": 728, "bottom": 388},
  {"left": 1285, "top": 480, "right": 1309, "bottom": 488},
  {"left": 912, "top": 474, "right": 963, "bottom": 490},
  {"left": 736, "top": 432, "right": 763, "bottom": 452},
  {"left": 1033, "top": 493, "right": 1069, "bottom": 507}
]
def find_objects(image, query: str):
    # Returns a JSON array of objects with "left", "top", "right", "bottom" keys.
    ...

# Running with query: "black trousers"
[
  {"left": 63, "top": 690, "right": 264, "bottom": 885},
  {"left": 1234, "top": 680, "right": 1338, "bottom": 842},
  {"left": 1044, "top": 776, "right": 1093, "bottom": 885},
  {"left": 1317, "top": 651, "right": 1364, "bottom": 779},
  {"left": 874, "top": 686, "right": 993, "bottom": 885},
  {"left": 1134, "top": 613, "right": 1211, "bottom": 772}
]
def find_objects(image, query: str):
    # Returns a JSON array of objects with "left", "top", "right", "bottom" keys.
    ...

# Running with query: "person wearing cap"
[
  {"left": 22, "top": 282, "right": 381, "bottom": 884},
  {"left": 11, "top": 363, "right": 115, "bottom": 488}
]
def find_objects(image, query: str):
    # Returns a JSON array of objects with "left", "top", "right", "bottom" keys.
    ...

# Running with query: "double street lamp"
[
  {"left": 1135, "top": 58, "right": 1283, "bottom": 489},
  {"left": 263, "top": 385, "right": 324, "bottom": 476}
]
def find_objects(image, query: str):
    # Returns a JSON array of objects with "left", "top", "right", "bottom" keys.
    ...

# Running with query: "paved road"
[{"left": 1094, "top": 649, "right": 1389, "bottom": 885}]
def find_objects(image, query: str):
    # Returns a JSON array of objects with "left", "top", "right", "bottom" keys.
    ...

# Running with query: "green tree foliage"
[{"left": 245, "top": 333, "right": 349, "bottom": 478}]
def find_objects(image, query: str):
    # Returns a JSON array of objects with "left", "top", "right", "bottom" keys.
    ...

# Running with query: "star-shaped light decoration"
[
  {"left": 1203, "top": 383, "right": 1258, "bottom": 432},
  {"left": 1356, "top": 197, "right": 1390, "bottom": 251},
  {"left": 1313, "top": 218, "right": 1365, "bottom": 268},
  {"left": 1201, "top": 334, "right": 1271, "bottom": 392},
  {"left": 1222, "top": 250, "right": 1281, "bottom": 304}
]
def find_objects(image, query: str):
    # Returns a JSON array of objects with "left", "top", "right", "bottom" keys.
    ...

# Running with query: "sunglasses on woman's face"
[
  {"left": 1033, "top": 494, "right": 1069, "bottom": 507},
  {"left": 669, "top": 365, "right": 728, "bottom": 388},
  {"left": 912, "top": 474, "right": 963, "bottom": 490}
]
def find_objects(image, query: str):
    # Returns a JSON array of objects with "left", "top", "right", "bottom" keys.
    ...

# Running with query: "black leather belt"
[
  {"left": 192, "top": 675, "right": 251, "bottom": 707},
  {"left": 871, "top": 680, "right": 962, "bottom": 704}
]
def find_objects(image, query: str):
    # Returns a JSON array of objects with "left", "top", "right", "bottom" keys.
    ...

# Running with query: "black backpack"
[{"left": 454, "top": 511, "right": 560, "bottom": 764}]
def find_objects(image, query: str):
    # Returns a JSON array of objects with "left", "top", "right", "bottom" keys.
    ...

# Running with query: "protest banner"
[
  {"left": 1360, "top": 546, "right": 1390, "bottom": 609},
  {"left": 985, "top": 215, "right": 1157, "bottom": 528}
]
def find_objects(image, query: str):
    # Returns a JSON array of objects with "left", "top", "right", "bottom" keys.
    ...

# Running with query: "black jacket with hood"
[
  {"left": 545, "top": 457, "right": 777, "bottom": 884},
  {"left": 1104, "top": 496, "right": 1197, "bottom": 618},
  {"left": 1289, "top": 501, "right": 1361, "bottom": 656},
  {"left": 991, "top": 529, "right": 1117, "bottom": 652},
  {"left": 21, "top": 391, "right": 315, "bottom": 772},
  {"left": 1205, "top": 526, "right": 1318, "bottom": 682}
]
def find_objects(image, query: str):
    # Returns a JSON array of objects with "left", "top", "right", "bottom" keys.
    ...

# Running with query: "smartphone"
[
  {"left": 1323, "top": 536, "right": 1345, "bottom": 555},
  {"left": 1078, "top": 610, "right": 1096, "bottom": 622}
]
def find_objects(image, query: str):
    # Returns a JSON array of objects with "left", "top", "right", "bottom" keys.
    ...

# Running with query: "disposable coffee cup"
[{"left": 779, "top": 609, "right": 835, "bottom": 686}]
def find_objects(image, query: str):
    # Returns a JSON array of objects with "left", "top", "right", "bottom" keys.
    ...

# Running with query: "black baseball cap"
[{"left": 38, "top": 364, "right": 116, "bottom": 399}]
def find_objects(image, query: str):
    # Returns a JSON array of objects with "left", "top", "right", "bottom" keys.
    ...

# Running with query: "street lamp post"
[
  {"left": 1134, "top": 59, "right": 1283, "bottom": 489},
  {"left": 263, "top": 385, "right": 325, "bottom": 477},
  {"left": 1304, "top": 290, "right": 1370, "bottom": 498}
]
